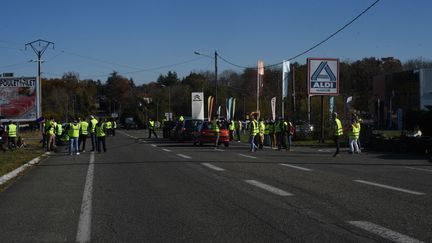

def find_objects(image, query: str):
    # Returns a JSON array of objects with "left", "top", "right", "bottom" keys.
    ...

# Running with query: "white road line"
[
  {"left": 0, "top": 152, "right": 49, "bottom": 186},
  {"left": 151, "top": 144, "right": 157, "bottom": 147},
  {"left": 201, "top": 163, "right": 226, "bottom": 171},
  {"left": 280, "top": 163, "right": 313, "bottom": 171},
  {"left": 177, "top": 154, "right": 191, "bottom": 159},
  {"left": 245, "top": 180, "right": 293, "bottom": 196},
  {"left": 238, "top": 153, "right": 257, "bottom": 159},
  {"left": 405, "top": 166, "right": 432, "bottom": 173},
  {"left": 354, "top": 180, "right": 426, "bottom": 196},
  {"left": 214, "top": 148, "right": 225, "bottom": 152},
  {"left": 76, "top": 152, "right": 95, "bottom": 243},
  {"left": 117, "top": 130, "right": 137, "bottom": 139},
  {"left": 348, "top": 221, "right": 424, "bottom": 243},
  {"left": 162, "top": 148, "right": 172, "bottom": 152}
]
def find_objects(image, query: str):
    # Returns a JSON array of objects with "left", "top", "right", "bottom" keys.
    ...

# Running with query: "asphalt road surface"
[{"left": 1, "top": 130, "right": 431, "bottom": 242}]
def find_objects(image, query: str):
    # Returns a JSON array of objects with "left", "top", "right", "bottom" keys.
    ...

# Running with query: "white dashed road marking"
[
  {"left": 348, "top": 221, "right": 424, "bottom": 243},
  {"left": 404, "top": 166, "right": 432, "bottom": 173},
  {"left": 280, "top": 163, "right": 313, "bottom": 171},
  {"left": 354, "top": 180, "right": 426, "bottom": 196},
  {"left": 245, "top": 180, "right": 293, "bottom": 196},
  {"left": 162, "top": 148, "right": 172, "bottom": 152},
  {"left": 76, "top": 152, "right": 95, "bottom": 243},
  {"left": 151, "top": 144, "right": 157, "bottom": 147},
  {"left": 238, "top": 153, "right": 257, "bottom": 159},
  {"left": 177, "top": 154, "right": 191, "bottom": 159},
  {"left": 201, "top": 163, "right": 226, "bottom": 171}
]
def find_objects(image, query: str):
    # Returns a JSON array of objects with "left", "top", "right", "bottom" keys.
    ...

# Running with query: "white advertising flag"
[
  {"left": 282, "top": 61, "right": 290, "bottom": 98},
  {"left": 271, "top": 97, "right": 276, "bottom": 121},
  {"left": 191, "top": 92, "right": 204, "bottom": 120}
]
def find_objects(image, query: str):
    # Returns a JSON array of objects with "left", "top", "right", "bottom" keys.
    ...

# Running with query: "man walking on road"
[
  {"left": 79, "top": 117, "right": 89, "bottom": 152},
  {"left": 148, "top": 118, "right": 158, "bottom": 138},
  {"left": 95, "top": 120, "right": 107, "bottom": 153},
  {"left": 6, "top": 120, "right": 17, "bottom": 150},
  {"left": 332, "top": 112, "right": 343, "bottom": 157}
]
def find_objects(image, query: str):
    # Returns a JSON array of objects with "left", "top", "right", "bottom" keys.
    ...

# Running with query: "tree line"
[{"left": 42, "top": 57, "right": 432, "bottom": 127}]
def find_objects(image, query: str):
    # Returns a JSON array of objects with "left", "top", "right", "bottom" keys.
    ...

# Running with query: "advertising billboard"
[
  {"left": 308, "top": 58, "right": 339, "bottom": 96},
  {"left": 0, "top": 77, "right": 38, "bottom": 121},
  {"left": 191, "top": 92, "right": 204, "bottom": 120}
]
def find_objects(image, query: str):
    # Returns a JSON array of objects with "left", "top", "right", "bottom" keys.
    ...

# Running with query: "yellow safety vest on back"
[
  {"left": 80, "top": 121, "right": 89, "bottom": 135},
  {"left": 334, "top": 118, "right": 343, "bottom": 136},
  {"left": 8, "top": 124, "right": 17, "bottom": 137},
  {"left": 90, "top": 118, "right": 98, "bottom": 133},
  {"left": 96, "top": 124, "right": 106, "bottom": 137},
  {"left": 68, "top": 123, "right": 80, "bottom": 138}
]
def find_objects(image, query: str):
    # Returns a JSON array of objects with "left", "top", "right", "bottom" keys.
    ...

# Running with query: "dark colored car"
[
  {"left": 294, "top": 120, "right": 314, "bottom": 138},
  {"left": 170, "top": 119, "right": 201, "bottom": 142},
  {"left": 192, "top": 120, "right": 229, "bottom": 147}
]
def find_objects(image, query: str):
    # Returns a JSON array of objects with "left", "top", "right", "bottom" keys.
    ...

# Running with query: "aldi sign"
[{"left": 308, "top": 58, "right": 339, "bottom": 96}]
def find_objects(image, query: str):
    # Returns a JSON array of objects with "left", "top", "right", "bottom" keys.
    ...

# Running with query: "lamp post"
[
  {"left": 194, "top": 51, "right": 218, "bottom": 107},
  {"left": 161, "top": 84, "right": 171, "bottom": 120}
]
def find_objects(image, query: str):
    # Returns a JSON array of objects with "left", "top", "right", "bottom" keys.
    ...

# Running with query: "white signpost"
[
  {"left": 307, "top": 58, "right": 339, "bottom": 143},
  {"left": 191, "top": 92, "right": 204, "bottom": 120},
  {"left": 308, "top": 58, "right": 339, "bottom": 96}
]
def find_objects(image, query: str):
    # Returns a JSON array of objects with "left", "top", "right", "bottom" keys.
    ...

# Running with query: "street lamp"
[
  {"left": 161, "top": 84, "right": 171, "bottom": 120},
  {"left": 194, "top": 51, "right": 218, "bottom": 108}
]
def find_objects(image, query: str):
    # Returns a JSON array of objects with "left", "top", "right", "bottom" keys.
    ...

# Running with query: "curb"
[{"left": 0, "top": 152, "right": 49, "bottom": 186}]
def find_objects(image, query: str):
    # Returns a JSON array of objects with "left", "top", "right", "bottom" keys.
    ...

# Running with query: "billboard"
[
  {"left": 308, "top": 58, "right": 339, "bottom": 96},
  {"left": 191, "top": 92, "right": 204, "bottom": 120},
  {"left": 0, "top": 77, "right": 38, "bottom": 121}
]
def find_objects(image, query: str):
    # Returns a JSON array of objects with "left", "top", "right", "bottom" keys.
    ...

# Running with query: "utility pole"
[
  {"left": 214, "top": 51, "right": 218, "bottom": 112},
  {"left": 25, "top": 39, "right": 54, "bottom": 121}
]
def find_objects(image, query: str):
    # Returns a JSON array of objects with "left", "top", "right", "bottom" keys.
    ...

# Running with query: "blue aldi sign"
[{"left": 308, "top": 58, "right": 339, "bottom": 95}]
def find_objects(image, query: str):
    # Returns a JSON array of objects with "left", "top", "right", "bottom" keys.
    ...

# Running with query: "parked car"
[
  {"left": 170, "top": 119, "right": 201, "bottom": 142},
  {"left": 294, "top": 120, "right": 314, "bottom": 138},
  {"left": 192, "top": 120, "right": 229, "bottom": 147}
]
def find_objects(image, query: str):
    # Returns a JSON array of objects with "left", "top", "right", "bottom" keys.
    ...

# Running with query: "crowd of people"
[{"left": 42, "top": 116, "right": 117, "bottom": 155}]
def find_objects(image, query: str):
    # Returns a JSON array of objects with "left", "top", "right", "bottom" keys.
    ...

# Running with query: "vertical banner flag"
[
  {"left": 258, "top": 60, "right": 265, "bottom": 97},
  {"left": 271, "top": 97, "right": 276, "bottom": 121},
  {"left": 282, "top": 60, "right": 290, "bottom": 98},
  {"left": 232, "top": 98, "right": 236, "bottom": 121},
  {"left": 329, "top": 96, "right": 334, "bottom": 115},
  {"left": 225, "top": 98, "right": 229, "bottom": 120},
  {"left": 208, "top": 96, "right": 214, "bottom": 121},
  {"left": 227, "top": 97, "right": 233, "bottom": 121},
  {"left": 217, "top": 106, "right": 221, "bottom": 118},
  {"left": 191, "top": 92, "right": 204, "bottom": 120}
]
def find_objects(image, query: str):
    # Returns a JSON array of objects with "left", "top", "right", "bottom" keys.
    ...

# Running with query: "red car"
[{"left": 192, "top": 121, "right": 229, "bottom": 147}]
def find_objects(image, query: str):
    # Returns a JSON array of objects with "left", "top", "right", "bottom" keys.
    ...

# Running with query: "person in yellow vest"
[
  {"left": 332, "top": 112, "right": 343, "bottom": 157},
  {"left": 268, "top": 120, "right": 276, "bottom": 149},
  {"left": 148, "top": 118, "right": 158, "bottom": 138},
  {"left": 6, "top": 120, "right": 17, "bottom": 150},
  {"left": 68, "top": 118, "right": 81, "bottom": 155},
  {"left": 79, "top": 117, "right": 89, "bottom": 152},
  {"left": 178, "top": 115, "right": 184, "bottom": 123},
  {"left": 105, "top": 119, "right": 112, "bottom": 136},
  {"left": 89, "top": 115, "right": 98, "bottom": 152},
  {"left": 228, "top": 120, "right": 235, "bottom": 141},
  {"left": 258, "top": 119, "right": 265, "bottom": 149},
  {"left": 249, "top": 115, "right": 259, "bottom": 152},
  {"left": 46, "top": 118, "right": 57, "bottom": 151},
  {"left": 348, "top": 118, "right": 360, "bottom": 154},
  {"left": 55, "top": 121, "right": 63, "bottom": 146},
  {"left": 95, "top": 119, "right": 107, "bottom": 153},
  {"left": 212, "top": 118, "right": 220, "bottom": 148}
]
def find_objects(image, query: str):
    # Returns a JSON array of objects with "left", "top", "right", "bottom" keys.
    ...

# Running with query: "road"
[{"left": 0, "top": 129, "right": 431, "bottom": 242}]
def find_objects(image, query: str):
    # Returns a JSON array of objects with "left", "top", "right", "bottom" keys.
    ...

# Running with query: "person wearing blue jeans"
[
  {"left": 249, "top": 116, "right": 258, "bottom": 152},
  {"left": 68, "top": 119, "right": 81, "bottom": 155}
]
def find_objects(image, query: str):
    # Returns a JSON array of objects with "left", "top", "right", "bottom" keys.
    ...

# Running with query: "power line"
[{"left": 218, "top": 0, "right": 381, "bottom": 69}]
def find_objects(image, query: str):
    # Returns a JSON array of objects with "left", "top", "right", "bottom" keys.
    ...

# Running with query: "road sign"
[{"left": 308, "top": 58, "right": 339, "bottom": 96}]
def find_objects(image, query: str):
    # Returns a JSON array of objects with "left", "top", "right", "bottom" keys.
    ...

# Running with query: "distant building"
[{"left": 372, "top": 69, "right": 432, "bottom": 129}]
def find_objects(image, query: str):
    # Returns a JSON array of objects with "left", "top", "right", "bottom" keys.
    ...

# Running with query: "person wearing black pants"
[{"left": 95, "top": 121, "right": 107, "bottom": 153}]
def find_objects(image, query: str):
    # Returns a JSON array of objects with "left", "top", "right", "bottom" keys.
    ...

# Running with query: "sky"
[{"left": 0, "top": 0, "right": 431, "bottom": 85}]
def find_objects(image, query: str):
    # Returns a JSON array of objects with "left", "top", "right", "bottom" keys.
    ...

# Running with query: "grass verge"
[{"left": 0, "top": 131, "right": 44, "bottom": 190}]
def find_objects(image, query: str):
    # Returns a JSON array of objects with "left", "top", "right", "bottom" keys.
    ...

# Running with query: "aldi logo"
[{"left": 308, "top": 58, "right": 339, "bottom": 95}]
